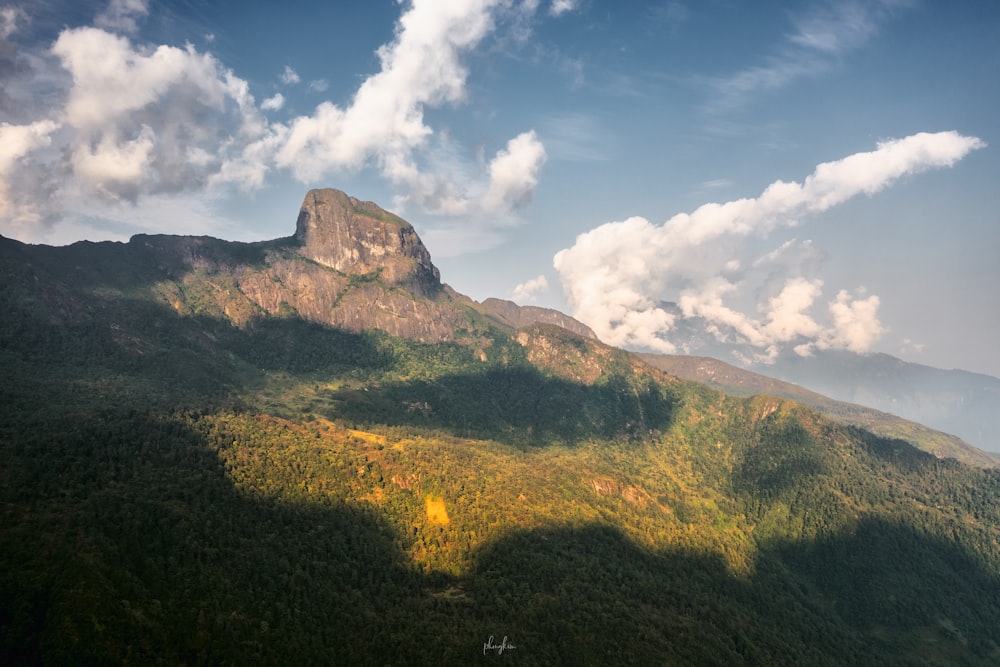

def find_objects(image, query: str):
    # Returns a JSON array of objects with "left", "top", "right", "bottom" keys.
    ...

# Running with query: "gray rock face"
[{"left": 295, "top": 189, "right": 440, "bottom": 295}]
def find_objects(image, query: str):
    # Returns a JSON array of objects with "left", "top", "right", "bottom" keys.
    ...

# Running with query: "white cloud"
[
  {"left": 761, "top": 277, "right": 823, "bottom": 343},
  {"left": 308, "top": 78, "right": 329, "bottom": 93},
  {"left": 482, "top": 130, "right": 547, "bottom": 212},
  {"left": 272, "top": 0, "right": 548, "bottom": 219},
  {"left": 281, "top": 65, "right": 300, "bottom": 85},
  {"left": 817, "top": 289, "right": 886, "bottom": 354},
  {"left": 512, "top": 274, "right": 549, "bottom": 302},
  {"left": 0, "top": 120, "right": 59, "bottom": 173},
  {"left": 95, "top": 0, "right": 149, "bottom": 34},
  {"left": 261, "top": 93, "right": 285, "bottom": 111},
  {"left": 553, "top": 131, "right": 984, "bottom": 360},
  {"left": 50, "top": 27, "right": 268, "bottom": 200},
  {"left": 706, "top": 0, "right": 911, "bottom": 112},
  {"left": 550, "top": 0, "right": 578, "bottom": 17}
]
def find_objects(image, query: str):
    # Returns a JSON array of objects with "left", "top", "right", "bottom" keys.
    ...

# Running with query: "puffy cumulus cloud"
[
  {"left": 818, "top": 289, "right": 886, "bottom": 354},
  {"left": 0, "top": 119, "right": 59, "bottom": 173},
  {"left": 512, "top": 274, "right": 549, "bottom": 302},
  {"left": 4, "top": 0, "right": 551, "bottom": 243},
  {"left": 272, "top": 0, "right": 547, "bottom": 218},
  {"left": 761, "top": 277, "right": 824, "bottom": 343},
  {"left": 482, "top": 130, "right": 547, "bottom": 212},
  {"left": 554, "top": 132, "right": 983, "bottom": 362},
  {"left": 51, "top": 27, "right": 268, "bottom": 199},
  {"left": 554, "top": 215, "right": 679, "bottom": 352}
]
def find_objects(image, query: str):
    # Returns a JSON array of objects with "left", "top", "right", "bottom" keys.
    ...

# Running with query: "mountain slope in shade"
[{"left": 639, "top": 353, "right": 1000, "bottom": 469}]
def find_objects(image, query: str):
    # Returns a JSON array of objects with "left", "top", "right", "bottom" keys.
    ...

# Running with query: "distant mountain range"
[
  {"left": 638, "top": 353, "right": 999, "bottom": 468},
  {"left": 635, "top": 301, "right": 1000, "bottom": 456},
  {"left": 763, "top": 350, "right": 1000, "bottom": 455}
]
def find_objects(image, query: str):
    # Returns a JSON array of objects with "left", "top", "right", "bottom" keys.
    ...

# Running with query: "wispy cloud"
[
  {"left": 0, "top": 6, "right": 26, "bottom": 39},
  {"left": 540, "top": 112, "right": 608, "bottom": 162},
  {"left": 705, "top": 0, "right": 912, "bottom": 113},
  {"left": 553, "top": 131, "right": 984, "bottom": 361},
  {"left": 647, "top": 1, "right": 689, "bottom": 31},
  {"left": 95, "top": 0, "right": 148, "bottom": 35},
  {"left": 280, "top": 65, "right": 300, "bottom": 85}
]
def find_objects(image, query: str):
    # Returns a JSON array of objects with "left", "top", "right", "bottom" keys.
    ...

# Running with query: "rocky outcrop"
[{"left": 295, "top": 189, "right": 440, "bottom": 296}]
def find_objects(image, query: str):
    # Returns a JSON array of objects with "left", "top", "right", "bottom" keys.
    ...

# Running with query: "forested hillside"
[{"left": 2, "top": 226, "right": 1000, "bottom": 665}]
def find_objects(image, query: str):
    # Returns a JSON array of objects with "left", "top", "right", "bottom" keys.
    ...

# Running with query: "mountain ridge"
[
  {"left": 0, "top": 188, "right": 590, "bottom": 346},
  {"left": 639, "top": 352, "right": 999, "bottom": 468}
]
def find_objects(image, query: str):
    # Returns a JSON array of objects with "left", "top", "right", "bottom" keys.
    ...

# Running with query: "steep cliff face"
[{"left": 294, "top": 189, "right": 440, "bottom": 296}]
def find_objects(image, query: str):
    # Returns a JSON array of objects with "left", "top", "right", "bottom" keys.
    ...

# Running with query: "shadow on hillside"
[
  {"left": 0, "top": 292, "right": 395, "bottom": 404},
  {"left": 324, "top": 367, "right": 677, "bottom": 447},
  {"left": 3, "top": 403, "right": 999, "bottom": 665},
  {"left": 0, "top": 233, "right": 284, "bottom": 292},
  {"left": 2, "top": 289, "right": 676, "bottom": 449}
]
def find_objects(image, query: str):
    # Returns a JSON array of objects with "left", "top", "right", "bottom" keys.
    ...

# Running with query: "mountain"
[
  {"left": 644, "top": 301, "right": 1000, "bottom": 455},
  {"left": 0, "top": 188, "right": 583, "bottom": 345},
  {"left": 764, "top": 349, "right": 1000, "bottom": 455},
  {"left": 638, "top": 353, "right": 1000, "bottom": 469},
  {"left": 2, "top": 189, "right": 999, "bottom": 664}
]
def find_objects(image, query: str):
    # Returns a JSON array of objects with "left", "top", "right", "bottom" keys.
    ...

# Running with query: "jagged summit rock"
[{"left": 295, "top": 188, "right": 440, "bottom": 295}]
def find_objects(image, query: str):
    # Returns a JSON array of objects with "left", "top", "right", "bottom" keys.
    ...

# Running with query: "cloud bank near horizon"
[
  {"left": 0, "top": 0, "right": 556, "bottom": 240},
  {"left": 553, "top": 131, "right": 985, "bottom": 362}
]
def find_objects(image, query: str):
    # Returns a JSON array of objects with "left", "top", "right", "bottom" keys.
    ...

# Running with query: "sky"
[{"left": 1, "top": 0, "right": 998, "bottom": 377}]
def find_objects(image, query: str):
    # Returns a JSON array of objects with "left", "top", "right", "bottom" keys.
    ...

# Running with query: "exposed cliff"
[{"left": 294, "top": 188, "right": 440, "bottom": 296}]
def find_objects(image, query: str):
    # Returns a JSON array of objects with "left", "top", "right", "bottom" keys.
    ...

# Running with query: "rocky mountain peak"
[{"left": 294, "top": 188, "right": 440, "bottom": 294}]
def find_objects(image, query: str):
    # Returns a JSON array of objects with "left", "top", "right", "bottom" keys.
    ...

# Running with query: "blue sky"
[{"left": 1, "top": 0, "right": 998, "bottom": 376}]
